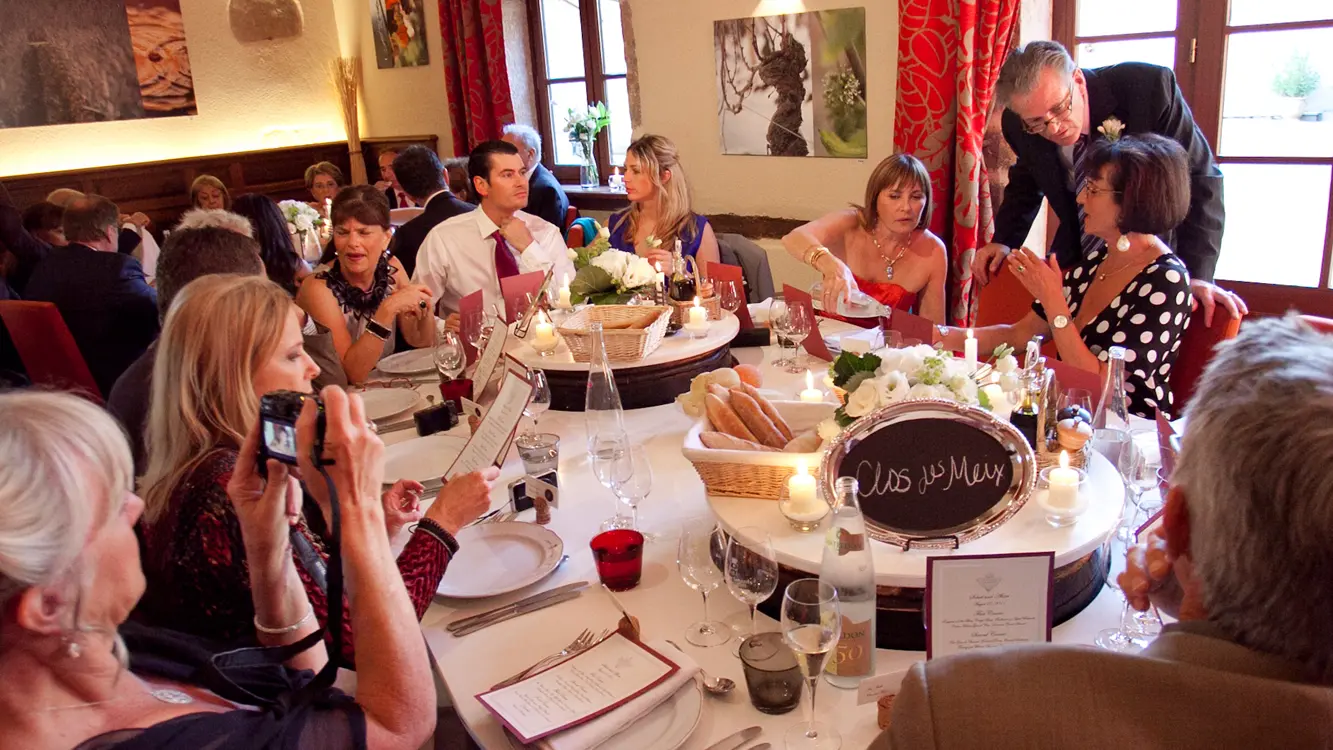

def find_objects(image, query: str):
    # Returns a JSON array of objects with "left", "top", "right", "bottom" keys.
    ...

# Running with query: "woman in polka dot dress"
[{"left": 944, "top": 134, "right": 1193, "bottom": 418}]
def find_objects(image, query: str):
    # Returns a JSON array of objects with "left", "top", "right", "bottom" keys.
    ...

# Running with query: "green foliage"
[
  {"left": 568, "top": 266, "right": 613, "bottom": 304},
  {"left": 564, "top": 102, "right": 611, "bottom": 139},
  {"left": 819, "top": 127, "right": 868, "bottom": 158},
  {"left": 1272, "top": 52, "right": 1321, "bottom": 99},
  {"left": 831, "top": 350, "right": 881, "bottom": 388}
]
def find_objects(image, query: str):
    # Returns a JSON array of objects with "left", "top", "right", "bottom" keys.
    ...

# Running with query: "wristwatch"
[
  {"left": 365, "top": 318, "right": 393, "bottom": 340},
  {"left": 1052, "top": 314, "right": 1070, "bottom": 330}
]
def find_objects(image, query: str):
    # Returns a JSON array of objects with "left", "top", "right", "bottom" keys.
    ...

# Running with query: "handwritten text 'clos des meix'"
[{"left": 855, "top": 456, "right": 1006, "bottom": 497}]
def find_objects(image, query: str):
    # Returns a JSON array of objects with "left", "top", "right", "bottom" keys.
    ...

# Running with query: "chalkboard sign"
[{"left": 819, "top": 400, "right": 1036, "bottom": 550}]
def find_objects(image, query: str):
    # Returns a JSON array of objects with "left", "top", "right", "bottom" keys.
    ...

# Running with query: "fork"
[{"left": 491, "top": 629, "right": 597, "bottom": 689}]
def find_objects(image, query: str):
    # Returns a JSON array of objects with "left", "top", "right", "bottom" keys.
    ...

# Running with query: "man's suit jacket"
[
  {"left": 994, "top": 63, "right": 1224, "bottom": 282},
  {"left": 385, "top": 185, "right": 419, "bottom": 210},
  {"left": 871, "top": 622, "right": 1333, "bottom": 750},
  {"left": 389, "top": 190, "right": 475, "bottom": 277},
  {"left": 525, "top": 163, "right": 571, "bottom": 232},
  {"left": 24, "top": 243, "right": 159, "bottom": 396}
]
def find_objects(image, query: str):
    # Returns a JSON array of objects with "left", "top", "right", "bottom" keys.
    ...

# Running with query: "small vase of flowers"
[{"left": 564, "top": 102, "right": 611, "bottom": 188}]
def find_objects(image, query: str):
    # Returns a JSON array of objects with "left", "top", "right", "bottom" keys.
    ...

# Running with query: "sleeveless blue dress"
[{"left": 607, "top": 210, "right": 709, "bottom": 258}]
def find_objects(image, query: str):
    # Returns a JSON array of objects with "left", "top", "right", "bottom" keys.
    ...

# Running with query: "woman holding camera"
[
  {"left": 138, "top": 274, "right": 496, "bottom": 662},
  {"left": 0, "top": 388, "right": 436, "bottom": 749}
]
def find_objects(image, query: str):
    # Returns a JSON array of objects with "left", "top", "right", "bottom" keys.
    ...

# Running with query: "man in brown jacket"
[{"left": 874, "top": 315, "right": 1333, "bottom": 749}]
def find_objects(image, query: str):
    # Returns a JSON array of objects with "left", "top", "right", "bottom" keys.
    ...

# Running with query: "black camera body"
[{"left": 258, "top": 390, "right": 325, "bottom": 475}]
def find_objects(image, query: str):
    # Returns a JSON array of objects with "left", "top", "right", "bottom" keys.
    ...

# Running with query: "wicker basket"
[
  {"left": 1036, "top": 367, "right": 1090, "bottom": 470},
  {"left": 668, "top": 294, "right": 722, "bottom": 326},
  {"left": 682, "top": 400, "right": 837, "bottom": 499},
  {"left": 556, "top": 305, "right": 671, "bottom": 363}
]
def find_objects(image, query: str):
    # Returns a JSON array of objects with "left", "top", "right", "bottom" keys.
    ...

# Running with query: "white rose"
[
  {"left": 293, "top": 214, "right": 313, "bottom": 232},
  {"left": 878, "top": 371, "right": 910, "bottom": 404},
  {"left": 897, "top": 349, "right": 927, "bottom": 377},
  {"left": 907, "top": 383, "right": 941, "bottom": 401},
  {"left": 844, "top": 380, "right": 881, "bottom": 418},
  {"left": 622, "top": 255, "right": 657, "bottom": 289},
  {"left": 999, "top": 372, "right": 1022, "bottom": 393},
  {"left": 995, "top": 354, "right": 1019, "bottom": 374},
  {"left": 597, "top": 222, "right": 611, "bottom": 239},
  {"left": 817, "top": 418, "right": 843, "bottom": 441},
  {"left": 591, "top": 249, "right": 631, "bottom": 279},
  {"left": 949, "top": 375, "right": 979, "bottom": 404},
  {"left": 874, "top": 347, "right": 904, "bottom": 373}
]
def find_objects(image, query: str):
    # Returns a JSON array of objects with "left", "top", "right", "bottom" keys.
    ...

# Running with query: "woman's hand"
[
  {"left": 443, "top": 312, "right": 461, "bottom": 333},
  {"left": 423, "top": 467, "right": 500, "bottom": 536},
  {"left": 296, "top": 387, "right": 387, "bottom": 526},
  {"left": 820, "top": 256, "right": 860, "bottom": 313},
  {"left": 227, "top": 418, "right": 302, "bottom": 561},
  {"left": 381, "top": 283, "right": 434, "bottom": 320},
  {"left": 1006, "top": 247, "right": 1065, "bottom": 310},
  {"left": 383, "top": 480, "right": 426, "bottom": 537},
  {"left": 643, "top": 245, "right": 673, "bottom": 270}
]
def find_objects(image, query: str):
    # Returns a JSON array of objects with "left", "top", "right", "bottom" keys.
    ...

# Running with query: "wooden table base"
[{"left": 546, "top": 344, "right": 733, "bottom": 411}]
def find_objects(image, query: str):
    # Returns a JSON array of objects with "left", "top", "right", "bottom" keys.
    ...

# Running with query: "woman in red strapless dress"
[{"left": 781, "top": 153, "right": 947, "bottom": 324}]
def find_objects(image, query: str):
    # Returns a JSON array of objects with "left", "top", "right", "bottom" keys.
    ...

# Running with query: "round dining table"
[{"left": 370, "top": 319, "right": 1144, "bottom": 750}]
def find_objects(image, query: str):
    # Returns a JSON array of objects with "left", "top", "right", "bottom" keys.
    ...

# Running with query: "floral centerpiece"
[
  {"left": 278, "top": 200, "right": 326, "bottom": 263},
  {"left": 563, "top": 102, "right": 611, "bottom": 188},
  {"left": 566, "top": 221, "right": 658, "bottom": 305}
]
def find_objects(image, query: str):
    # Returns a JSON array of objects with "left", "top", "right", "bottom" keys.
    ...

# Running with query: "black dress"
[{"left": 1035, "top": 246, "right": 1192, "bottom": 418}]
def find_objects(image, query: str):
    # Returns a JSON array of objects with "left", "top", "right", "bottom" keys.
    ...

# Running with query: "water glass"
[
  {"left": 591, "top": 434, "right": 633, "bottom": 531},
  {"left": 740, "top": 632, "right": 803, "bottom": 715},
  {"left": 434, "top": 328, "right": 465, "bottom": 381},
  {"left": 781, "top": 579, "right": 842, "bottom": 750},
  {"left": 725, "top": 528, "right": 779, "bottom": 641},
  {"left": 523, "top": 368, "right": 551, "bottom": 434},
  {"left": 591, "top": 529, "right": 645, "bottom": 591},
  {"left": 770, "top": 298, "right": 794, "bottom": 367},
  {"left": 677, "top": 521, "right": 730, "bottom": 647},
  {"left": 609, "top": 442, "right": 653, "bottom": 535},
  {"left": 515, "top": 432, "right": 559, "bottom": 476}
]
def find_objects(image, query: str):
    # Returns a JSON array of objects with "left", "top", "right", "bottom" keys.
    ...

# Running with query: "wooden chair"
[
  {"left": 1301, "top": 314, "right": 1333, "bottom": 334},
  {"left": 1168, "top": 308, "right": 1244, "bottom": 413},
  {"left": 563, "top": 205, "right": 578, "bottom": 233},
  {"left": 0, "top": 301, "right": 103, "bottom": 403},
  {"left": 973, "top": 265, "right": 1034, "bottom": 328}
]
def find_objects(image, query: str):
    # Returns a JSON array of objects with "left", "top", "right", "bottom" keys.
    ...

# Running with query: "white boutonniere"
[
  {"left": 645, "top": 235, "right": 663, "bottom": 250},
  {"left": 1097, "top": 116, "right": 1126, "bottom": 142}
]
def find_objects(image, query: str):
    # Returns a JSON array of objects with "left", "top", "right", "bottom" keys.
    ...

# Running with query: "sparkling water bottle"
[{"left": 820, "top": 477, "right": 876, "bottom": 688}]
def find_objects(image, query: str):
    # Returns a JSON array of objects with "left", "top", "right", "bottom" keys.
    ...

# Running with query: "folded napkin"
[
  {"left": 823, "top": 327, "right": 883, "bottom": 356},
  {"left": 534, "top": 640, "right": 700, "bottom": 750}
]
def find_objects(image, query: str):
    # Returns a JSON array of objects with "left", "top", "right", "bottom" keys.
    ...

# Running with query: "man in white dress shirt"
[{"left": 412, "top": 140, "right": 573, "bottom": 318}]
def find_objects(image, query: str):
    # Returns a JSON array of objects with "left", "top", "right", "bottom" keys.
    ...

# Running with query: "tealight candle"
[
  {"left": 532, "top": 312, "right": 558, "bottom": 355},
  {"left": 964, "top": 328, "right": 979, "bottom": 372},
  {"left": 799, "top": 370, "right": 823, "bottom": 403},
  {"left": 688, "top": 296, "right": 707, "bottom": 326},
  {"left": 1038, "top": 451, "right": 1087, "bottom": 527},
  {"left": 654, "top": 261, "right": 665, "bottom": 288},
  {"left": 557, "top": 277, "right": 572, "bottom": 310},
  {"left": 781, "top": 461, "right": 828, "bottom": 531}
]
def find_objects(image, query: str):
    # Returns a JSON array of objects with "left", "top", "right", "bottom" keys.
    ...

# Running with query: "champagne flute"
[
  {"left": 781, "top": 579, "right": 842, "bottom": 750},
  {"left": 591, "top": 433, "right": 632, "bottom": 531},
  {"left": 609, "top": 442, "right": 653, "bottom": 536},
  {"left": 677, "top": 521, "right": 730, "bottom": 647},
  {"left": 770, "top": 298, "right": 793, "bottom": 368},
  {"left": 522, "top": 368, "right": 551, "bottom": 435},
  {"left": 725, "top": 527, "right": 778, "bottom": 646},
  {"left": 784, "top": 303, "right": 813, "bottom": 374},
  {"left": 433, "top": 328, "right": 465, "bottom": 381}
]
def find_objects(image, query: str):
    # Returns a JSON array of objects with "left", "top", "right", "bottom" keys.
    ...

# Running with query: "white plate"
[
  {"left": 359, "top": 388, "right": 423, "bottom": 422},
  {"left": 436, "top": 522, "right": 564, "bottom": 598},
  {"left": 382, "top": 434, "right": 469, "bottom": 485},
  {"left": 504, "top": 679, "right": 703, "bottom": 750},
  {"left": 377, "top": 348, "right": 437, "bottom": 375}
]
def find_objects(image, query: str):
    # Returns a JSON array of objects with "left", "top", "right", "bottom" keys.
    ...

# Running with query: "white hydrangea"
[
  {"left": 621, "top": 254, "right": 657, "bottom": 289},
  {"left": 817, "top": 418, "right": 843, "bottom": 441},
  {"left": 995, "top": 354, "right": 1019, "bottom": 374},
  {"left": 591, "top": 249, "right": 631, "bottom": 279}
]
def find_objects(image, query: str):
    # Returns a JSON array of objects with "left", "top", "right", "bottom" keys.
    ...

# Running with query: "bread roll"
[
  {"left": 783, "top": 430, "right": 823, "bottom": 453},
  {"left": 705, "top": 393, "right": 756, "bottom": 442},
  {"left": 700, "top": 431, "right": 777, "bottom": 451},
  {"left": 728, "top": 388, "right": 787, "bottom": 449},
  {"left": 738, "top": 383, "right": 793, "bottom": 442}
]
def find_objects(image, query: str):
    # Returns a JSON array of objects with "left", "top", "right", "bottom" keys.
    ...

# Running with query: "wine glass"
[
  {"left": 1094, "top": 531, "right": 1160, "bottom": 653},
  {"left": 718, "top": 280, "right": 743, "bottom": 317},
  {"left": 609, "top": 442, "right": 653, "bottom": 536},
  {"left": 770, "top": 298, "right": 793, "bottom": 368},
  {"left": 1126, "top": 428, "right": 1162, "bottom": 513},
  {"left": 784, "top": 303, "right": 813, "bottom": 374},
  {"left": 725, "top": 527, "right": 778, "bottom": 646},
  {"left": 677, "top": 521, "right": 730, "bottom": 647},
  {"left": 463, "top": 309, "right": 495, "bottom": 352},
  {"left": 1059, "top": 388, "right": 1093, "bottom": 417},
  {"left": 512, "top": 292, "right": 536, "bottom": 322},
  {"left": 522, "top": 368, "right": 551, "bottom": 435},
  {"left": 781, "top": 578, "right": 842, "bottom": 750},
  {"left": 433, "top": 328, "right": 465, "bottom": 381},
  {"left": 591, "top": 433, "right": 632, "bottom": 531}
]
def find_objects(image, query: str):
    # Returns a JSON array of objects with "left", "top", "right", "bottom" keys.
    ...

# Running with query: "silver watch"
[{"left": 1052, "top": 314, "right": 1070, "bottom": 330}]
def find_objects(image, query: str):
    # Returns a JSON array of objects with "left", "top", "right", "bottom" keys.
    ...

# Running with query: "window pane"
[
  {"left": 549, "top": 82, "right": 589, "bottom": 165},
  {"left": 599, "top": 0, "right": 627, "bottom": 76},
  {"left": 541, "top": 0, "right": 586, "bottom": 80},
  {"left": 605, "top": 77, "right": 630, "bottom": 167},
  {"left": 1076, "top": 0, "right": 1175, "bottom": 37},
  {"left": 1215, "top": 163, "right": 1331, "bottom": 287},
  {"left": 1230, "top": 0, "right": 1333, "bottom": 27},
  {"left": 1219, "top": 28, "right": 1333, "bottom": 158},
  {"left": 1075, "top": 38, "right": 1176, "bottom": 70}
]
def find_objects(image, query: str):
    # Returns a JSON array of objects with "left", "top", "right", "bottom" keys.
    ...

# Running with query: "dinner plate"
[
  {"left": 359, "top": 388, "right": 423, "bottom": 422},
  {"left": 382, "top": 434, "right": 468, "bottom": 485},
  {"left": 503, "top": 679, "right": 703, "bottom": 750},
  {"left": 376, "top": 348, "right": 437, "bottom": 375},
  {"left": 436, "top": 522, "right": 564, "bottom": 598}
]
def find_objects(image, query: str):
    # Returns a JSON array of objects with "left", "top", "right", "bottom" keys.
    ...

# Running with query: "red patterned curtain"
[
  {"left": 894, "top": 0, "right": 1021, "bottom": 325},
  {"left": 439, "top": 0, "right": 516, "bottom": 156}
]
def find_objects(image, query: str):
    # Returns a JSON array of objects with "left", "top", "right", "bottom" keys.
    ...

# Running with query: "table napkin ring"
[
  {"left": 413, "top": 401, "right": 458, "bottom": 436},
  {"left": 877, "top": 694, "right": 896, "bottom": 730}
]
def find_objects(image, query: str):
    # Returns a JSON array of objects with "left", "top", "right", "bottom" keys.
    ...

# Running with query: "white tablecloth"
[{"left": 373, "top": 326, "right": 1138, "bottom": 750}]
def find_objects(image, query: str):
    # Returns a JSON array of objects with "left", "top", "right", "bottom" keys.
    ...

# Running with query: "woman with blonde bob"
[
  {"left": 137, "top": 274, "right": 494, "bottom": 662},
  {"left": 608, "top": 134, "right": 720, "bottom": 270},
  {"left": 782, "top": 153, "right": 947, "bottom": 322},
  {"left": 189, "top": 174, "right": 231, "bottom": 211},
  {"left": 0, "top": 388, "right": 437, "bottom": 749}
]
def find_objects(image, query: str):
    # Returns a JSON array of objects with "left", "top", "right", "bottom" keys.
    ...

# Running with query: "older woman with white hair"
[{"left": 0, "top": 388, "right": 436, "bottom": 749}]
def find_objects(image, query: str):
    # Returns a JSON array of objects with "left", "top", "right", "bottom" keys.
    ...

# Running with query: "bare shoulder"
[{"left": 914, "top": 229, "right": 947, "bottom": 255}]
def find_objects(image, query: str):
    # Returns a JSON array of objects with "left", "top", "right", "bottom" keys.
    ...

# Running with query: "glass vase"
[{"left": 579, "top": 135, "right": 599, "bottom": 188}]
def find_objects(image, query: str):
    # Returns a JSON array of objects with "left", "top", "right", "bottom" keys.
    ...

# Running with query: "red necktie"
[{"left": 491, "top": 230, "right": 520, "bottom": 280}]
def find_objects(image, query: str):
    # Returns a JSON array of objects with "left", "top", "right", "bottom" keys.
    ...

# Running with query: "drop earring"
[
  {"left": 63, "top": 637, "right": 81, "bottom": 659},
  {"left": 1116, "top": 234, "right": 1131, "bottom": 253}
]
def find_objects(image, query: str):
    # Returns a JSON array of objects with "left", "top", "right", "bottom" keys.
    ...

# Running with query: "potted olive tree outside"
[{"left": 1272, "top": 51, "right": 1321, "bottom": 120}]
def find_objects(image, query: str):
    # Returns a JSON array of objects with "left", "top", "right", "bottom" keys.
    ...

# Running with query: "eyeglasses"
[
  {"left": 1082, "top": 182, "right": 1121, "bottom": 198},
  {"left": 1021, "top": 87, "right": 1075, "bottom": 135}
]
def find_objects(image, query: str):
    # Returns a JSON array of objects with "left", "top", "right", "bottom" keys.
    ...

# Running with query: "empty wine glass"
[
  {"left": 591, "top": 433, "right": 633, "bottom": 531},
  {"left": 434, "top": 328, "right": 465, "bottom": 381},
  {"left": 1126, "top": 428, "right": 1163, "bottom": 513},
  {"left": 609, "top": 442, "right": 653, "bottom": 536},
  {"left": 770, "top": 298, "right": 793, "bottom": 368},
  {"left": 1094, "top": 531, "right": 1159, "bottom": 654},
  {"left": 718, "top": 280, "right": 743, "bottom": 316},
  {"left": 463, "top": 309, "right": 495, "bottom": 352},
  {"left": 512, "top": 292, "right": 536, "bottom": 323},
  {"left": 781, "top": 579, "right": 842, "bottom": 750},
  {"left": 784, "top": 303, "right": 813, "bottom": 374},
  {"left": 677, "top": 521, "right": 730, "bottom": 647},
  {"left": 522, "top": 368, "right": 551, "bottom": 435},
  {"left": 725, "top": 528, "right": 778, "bottom": 646},
  {"left": 1060, "top": 388, "right": 1094, "bottom": 416}
]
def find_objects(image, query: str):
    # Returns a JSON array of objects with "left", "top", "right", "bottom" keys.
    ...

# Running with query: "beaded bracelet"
[{"left": 254, "top": 605, "right": 315, "bottom": 636}]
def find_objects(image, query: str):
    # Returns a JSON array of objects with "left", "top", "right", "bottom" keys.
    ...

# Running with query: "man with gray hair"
[
  {"left": 502, "top": 122, "right": 570, "bottom": 230},
  {"left": 871, "top": 315, "right": 1333, "bottom": 749},
  {"left": 972, "top": 41, "right": 1244, "bottom": 328}
]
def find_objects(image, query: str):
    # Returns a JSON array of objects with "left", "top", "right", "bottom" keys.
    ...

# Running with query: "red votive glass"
[{"left": 591, "top": 530, "right": 644, "bottom": 592}]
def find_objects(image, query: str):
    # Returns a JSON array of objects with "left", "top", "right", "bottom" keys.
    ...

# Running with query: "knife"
[
  {"left": 451, "top": 588, "right": 585, "bottom": 636},
  {"left": 447, "top": 581, "right": 589, "bottom": 632},
  {"left": 702, "top": 726, "right": 762, "bottom": 750}
]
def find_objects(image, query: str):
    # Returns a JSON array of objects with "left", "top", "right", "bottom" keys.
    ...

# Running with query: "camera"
[{"left": 258, "top": 390, "right": 324, "bottom": 475}]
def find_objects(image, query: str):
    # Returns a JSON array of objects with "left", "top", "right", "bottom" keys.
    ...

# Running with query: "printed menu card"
[
  {"left": 446, "top": 368, "right": 532, "bottom": 479},
  {"left": 926, "top": 552, "right": 1054, "bottom": 660},
  {"left": 472, "top": 321, "right": 510, "bottom": 400},
  {"left": 476, "top": 633, "right": 678, "bottom": 744}
]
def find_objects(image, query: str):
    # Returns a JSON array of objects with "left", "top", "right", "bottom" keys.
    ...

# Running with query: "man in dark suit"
[
  {"left": 23, "top": 195, "right": 159, "bottom": 395},
  {"left": 388, "top": 145, "right": 474, "bottom": 277},
  {"left": 973, "top": 41, "right": 1245, "bottom": 326},
  {"left": 376, "top": 148, "right": 418, "bottom": 209},
  {"left": 502, "top": 123, "right": 570, "bottom": 231}
]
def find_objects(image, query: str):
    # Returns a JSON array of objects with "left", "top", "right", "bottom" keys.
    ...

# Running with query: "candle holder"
[
  {"left": 1036, "top": 466, "right": 1089, "bottom": 527},
  {"left": 683, "top": 321, "right": 710, "bottom": 339},
  {"left": 778, "top": 482, "right": 830, "bottom": 532},
  {"left": 532, "top": 335, "right": 558, "bottom": 356}
]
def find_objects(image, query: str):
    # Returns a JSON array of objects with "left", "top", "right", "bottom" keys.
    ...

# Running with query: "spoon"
[{"left": 665, "top": 639, "right": 736, "bottom": 697}]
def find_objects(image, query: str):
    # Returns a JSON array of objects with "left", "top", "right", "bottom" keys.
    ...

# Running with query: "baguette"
[
  {"left": 700, "top": 431, "right": 777, "bottom": 452},
  {"left": 705, "top": 393, "right": 756, "bottom": 442},
  {"left": 627, "top": 310, "right": 661, "bottom": 329},
  {"left": 738, "top": 383, "right": 793, "bottom": 441},
  {"left": 728, "top": 388, "right": 787, "bottom": 449},
  {"left": 706, "top": 383, "right": 731, "bottom": 403},
  {"left": 783, "top": 430, "right": 822, "bottom": 453}
]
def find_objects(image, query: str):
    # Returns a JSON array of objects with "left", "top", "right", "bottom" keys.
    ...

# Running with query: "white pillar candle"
[
  {"left": 324, "top": 197, "right": 332, "bottom": 217},
  {"left": 557, "top": 279, "right": 572, "bottom": 309},
  {"left": 688, "top": 296, "right": 707, "bottom": 326},
  {"left": 964, "top": 328, "right": 979, "bottom": 372},
  {"left": 654, "top": 261, "right": 665, "bottom": 288},
  {"left": 1045, "top": 451, "right": 1081, "bottom": 510},
  {"left": 799, "top": 370, "right": 823, "bottom": 403},
  {"left": 533, "top": 320, "right": 557, "bottom": 352},
  {"left": 785, "top": 461, "right": 824, "bottom": 520}
]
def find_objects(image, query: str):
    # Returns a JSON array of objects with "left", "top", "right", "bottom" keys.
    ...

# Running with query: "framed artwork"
[{"left": 371, "top": 0, "right": 430, "bottom": 69}]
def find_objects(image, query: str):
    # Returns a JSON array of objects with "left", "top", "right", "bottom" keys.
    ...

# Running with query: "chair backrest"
[
  {"left": 0, "top": 301, "right": 103, "bottom": 402},
  {"left": 973, "top": 265, "right": 1034, "bottom": 328},
  {"left": 1301, "top": 314, "right": 1333, "bottom": 334},
  {"left": 716, "top": 233, "right": 775, "bottom": 303},
  {"left": 389, "top": 207, "right": 424, "bottom": 226},
  {"left": 563, "top": 205, "right": 578, "bottom": 232},
  {"left": 1169, "top": 308, "right": 1243, "bottom": 413}
]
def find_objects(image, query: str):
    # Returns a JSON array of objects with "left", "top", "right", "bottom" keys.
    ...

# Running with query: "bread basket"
[
  {"left": 682, "top": 400, "right": 838, "bottom": 499},
  {"left": 556, "top": 305, "right": 671, "bottom": 363}
]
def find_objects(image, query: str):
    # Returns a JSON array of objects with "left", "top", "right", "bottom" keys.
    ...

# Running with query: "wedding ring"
[{"left": 366, "top": 421, "right": 378, "bottom": 434}]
